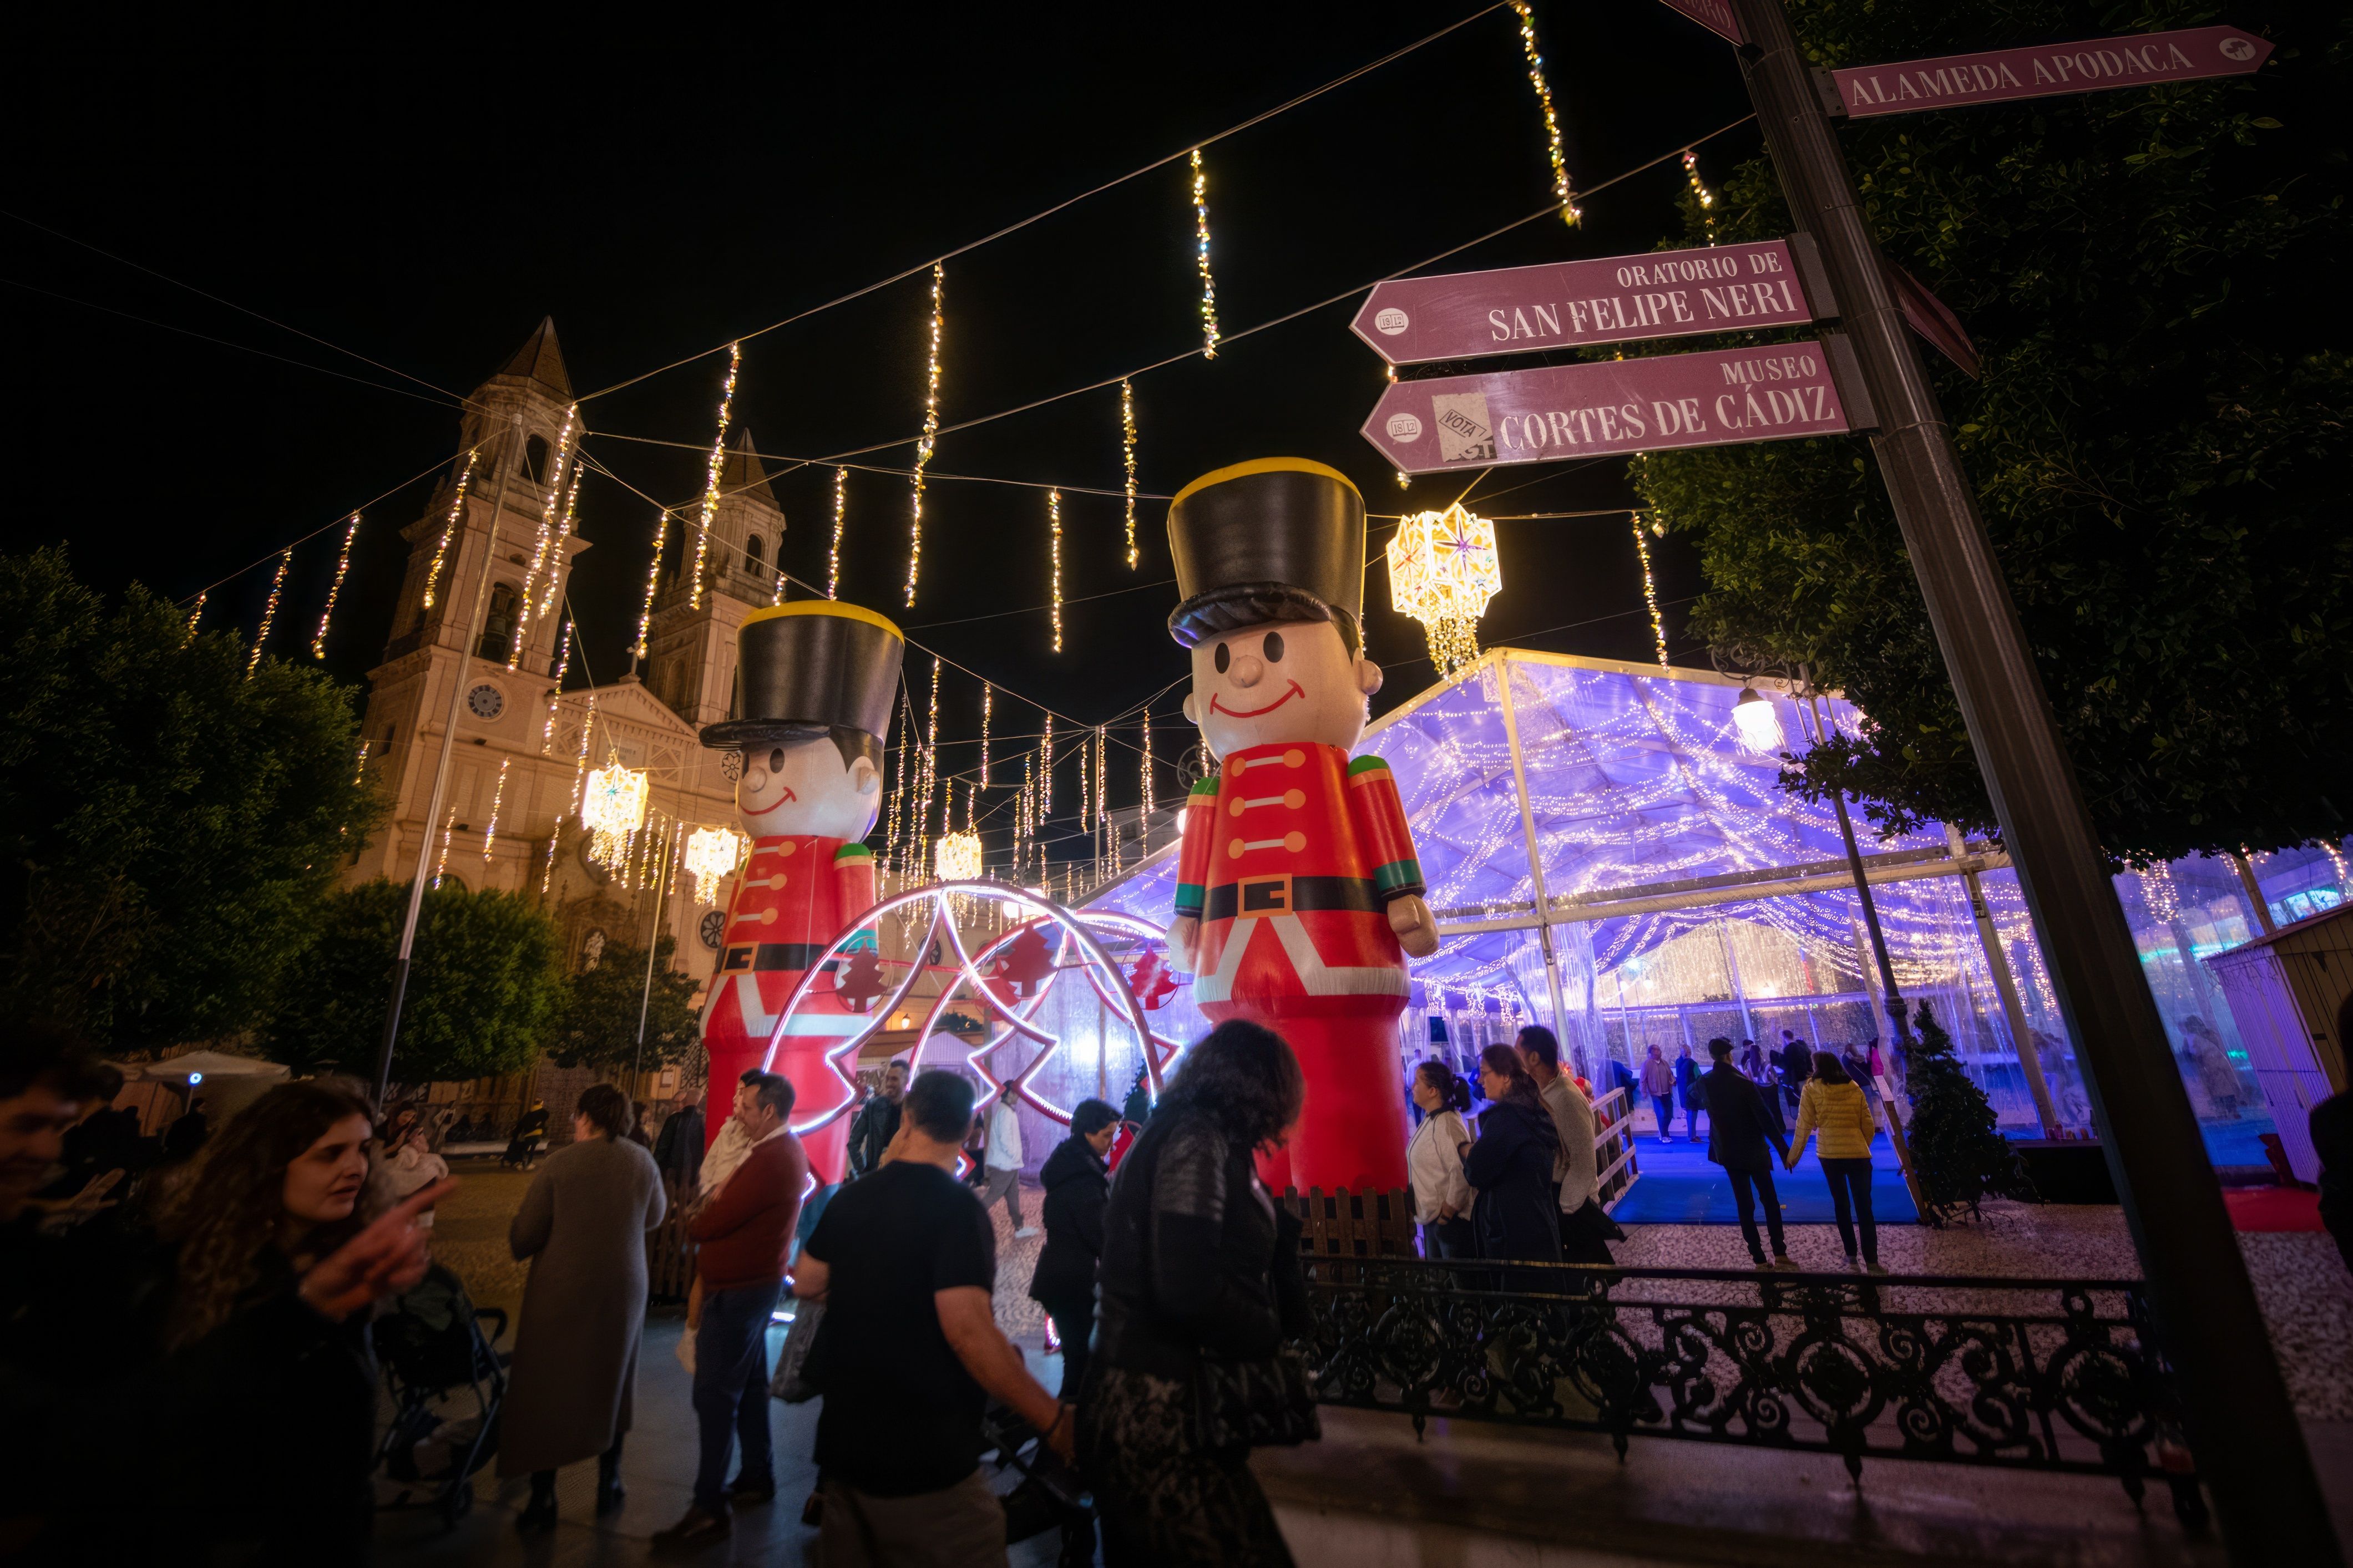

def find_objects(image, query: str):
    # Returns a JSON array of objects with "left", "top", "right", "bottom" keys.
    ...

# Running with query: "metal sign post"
[{"left": 1728, "top": 2, "right": 2333, "bottom": 1557}]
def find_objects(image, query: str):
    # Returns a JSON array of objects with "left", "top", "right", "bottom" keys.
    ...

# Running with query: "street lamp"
[{"left": 1732, "top": 686, "right": 1783, "bottom": 753}]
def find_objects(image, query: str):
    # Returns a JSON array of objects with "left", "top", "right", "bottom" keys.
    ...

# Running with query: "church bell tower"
[{"left": 641, "top": 429, "right": 787, "bottom": 729}]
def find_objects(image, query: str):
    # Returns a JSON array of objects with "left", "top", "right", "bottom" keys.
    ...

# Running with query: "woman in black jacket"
[
  {"left": 1028, "top": 1097, "right": 1120, "bottom": 1399},
  {"left": 1464, "top": 1044, "right": 1563, "bottom": 1285},
  {"left": 1080, "top": 1021, "right": 1311, "bottom": 1566},
  {"left": 152, "top": 1080, "right": 451, "bottom": 1566}
]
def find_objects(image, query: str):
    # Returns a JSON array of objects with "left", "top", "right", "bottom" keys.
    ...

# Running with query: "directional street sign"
[
  {"left": 1360, "top": 339, "right": 1866, "bottom": 475},
  {"left": 1656, "top": 0, "right": 1742, "bottom": 46},
  {"left": 1829, "top": 26, "right": 2274, "bottom": 119},
  {"left": 1350, "top": 237, "right": 1826, "bottom": 366}
]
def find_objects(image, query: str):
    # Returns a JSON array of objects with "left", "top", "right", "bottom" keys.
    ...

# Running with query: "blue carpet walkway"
[{"left": 1607, "top": 1130, "right": 1920, "bottom": 1226}]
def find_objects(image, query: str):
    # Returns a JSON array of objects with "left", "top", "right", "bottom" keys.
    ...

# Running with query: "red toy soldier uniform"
[
  {"left": 1164, "top": 459, "right": 1439, "bottom": 1194},
  {"left": 696, "top": 600, "right": 903, "bottom": 1187}
]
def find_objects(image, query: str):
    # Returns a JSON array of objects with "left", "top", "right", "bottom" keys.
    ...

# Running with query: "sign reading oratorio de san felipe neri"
[
  {"left": 1830, "top": 26, "right": 2274, "bottom": 118},
  {"left": 1349, "top": 238, "right": 1826, "bottom": 367},
  {"left": 1359, "top": 341, "right": 1867, "bottom": 475}
]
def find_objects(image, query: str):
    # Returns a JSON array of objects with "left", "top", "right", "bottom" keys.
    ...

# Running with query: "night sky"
[{"left": 2, "top": 4, "right": 1754, "bottom": 856}]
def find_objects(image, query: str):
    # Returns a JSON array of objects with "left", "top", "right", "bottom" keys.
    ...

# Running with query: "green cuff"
[{"left": 1373, "top": 858, "right": 1424, "bottom": 897}]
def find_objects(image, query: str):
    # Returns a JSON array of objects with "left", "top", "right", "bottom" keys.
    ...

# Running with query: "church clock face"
[
  {"left": 699, "top": 910, "right": 726, "bottom": 950},
  {"left": 465, "top": 683, "right": 505, "bottom": 720}
]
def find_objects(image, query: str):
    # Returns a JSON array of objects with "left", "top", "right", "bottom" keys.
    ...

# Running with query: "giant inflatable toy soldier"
[
  {"left": 1165, "top": 458, "right": 1439, "bottom": 1194},
  {"left": 696, "top": 600, "right": 903, "bottom": 1185}
]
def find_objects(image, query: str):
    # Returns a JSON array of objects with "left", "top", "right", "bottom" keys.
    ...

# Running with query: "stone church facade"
[{"left": 348, "top": 321, "right": 795, "bottom": 1128}]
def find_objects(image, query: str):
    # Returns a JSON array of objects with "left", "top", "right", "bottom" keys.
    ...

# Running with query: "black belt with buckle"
[
  {"left": 1203, "top": 875, "right": 1381, "bottom": 922},
  {"left": 721, "top": 942, "right": 830, "bottom": 973}
]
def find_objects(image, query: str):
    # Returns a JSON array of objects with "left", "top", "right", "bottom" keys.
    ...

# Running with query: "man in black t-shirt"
[{"left": 795, "top": 1069, "right": 1071, "bottom": 1566}]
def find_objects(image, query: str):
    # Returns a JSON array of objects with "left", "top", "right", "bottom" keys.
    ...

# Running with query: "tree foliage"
[
  {"left": 1634, "top": 0, "right": 2352, "bottom": 864},
  {"left": 0, "top": 547, "right": 384, "bottom": 1046},
  {"left": 264, "top": 878, "right": 564, "bottom": 1083},
  {"left": 1903, "top": 1001, "right": 2036, "bottom": 1222},
  {"left": 543, "top": 934, "right": 702, "bottom": 1070}
]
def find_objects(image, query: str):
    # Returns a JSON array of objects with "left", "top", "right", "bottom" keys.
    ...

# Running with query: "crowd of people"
[{"left": 3, "top": 1003, "right": 1918, "bottom": 1567}]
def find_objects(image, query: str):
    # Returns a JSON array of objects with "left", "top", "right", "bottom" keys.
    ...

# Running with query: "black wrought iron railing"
[{"left": 1296, "top": 1255, "right": 2206, "bottom": 1528}]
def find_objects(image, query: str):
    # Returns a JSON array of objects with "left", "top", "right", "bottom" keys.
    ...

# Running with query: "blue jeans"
[
  {"left": 692, "top": 1279, "right": 783, "bottom": 1513},
  {"left": 1819, "top": 1156, "right": 1879, "bottom": 1265},
  {"left": 1651, "top": 1094, "right": 1676, "bottom": 1139}
]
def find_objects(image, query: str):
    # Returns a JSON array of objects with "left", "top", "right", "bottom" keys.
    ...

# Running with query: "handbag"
[
  {"left": 1193, "top": 1342, "right": 1321, "bottom": 1451},
  {"left": 768, "top": 1298, "right": 826, "bottom": 1403}
]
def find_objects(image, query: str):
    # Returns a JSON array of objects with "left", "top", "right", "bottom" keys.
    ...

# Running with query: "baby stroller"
[
  {"left": 375, "top": 1263, "right": 509, "bottom": 1524},
  {"left": 982, "top": 1400, "right": 1095, "bottom": 1566}
]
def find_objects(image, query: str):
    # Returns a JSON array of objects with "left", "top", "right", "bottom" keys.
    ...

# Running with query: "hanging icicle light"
[
  {"left": 907, "top": 265, "right": 944, "bottom": 606},
  {"left": 531, "top": 460, "right": 582, "bottom": 626},
  {"left": 684, "top": 824, "right": 748, "bottom": 906},
  {"left": 1048, "top": 487, "right": 1064, "bottom": 653},
  {"left": 922, "top": 656, "right": 943, "bottom": 846},
  {"left": 1119, "top": 380, "right": 1139, "bottom": 567},
  {"left": 690, "top": 346, "right": 743, "bottom": 611},
  {"left": 423, "top": 449, "right": 478, "bottom": 612},
  {"left": 936, "top": 827, "right": 983, "bottom": 883},
  {"left": 1682, "top": 149, "right": 1718, "bottom": 243},
  {"left": 247, "top": 547, "right": 293, "bottom": 678},
  {"left": 1632, "top": 515, "right": 1669, "bottom": 670},
  {"left": 634, "top": 511, "right": 669, "bottom": 659},
  {"left": 1384, "top": 503, "right": 1502, "bottom": 677},
  {"left": 979, "top": 682, "right": 995, "bottom": 788},
  {"left": 512, "top": 407, "right": 577, "bottom": 665},
  {"left": 1731, "top": 687, "right": 1783, "bottom": 754},
  {"left": 885, "top": 700, "right": 912, "bottom": 875},
  {"left": 433, "top": 806, "right": 457, "bottom": 889},
  {"left": 184, "top": 591, "right": 206, "bottom": 643},
  {"left": 1189, "top": 149, "right": 1221, "bottom": 357},
  {"left": 482, "top": 758, "right": 512, "bottom": 862},
  {"left": 1140, "top": 708, "right": 1155, "bottom": 827},
  {"left": 582, "top": 750, "right": 649, "bottom": 869},
  {"left": 1508, "top": 2, "right": 1581, "bottom": 226},
  {"left": 540, "top": 621, "right": 573, "bottom": 754},
  {"left": 311, "top": 514, "right": 360, "bottom": 659},
  {"left": 828, "top": 466, "right": 848, "bottom": 599},
  {"left": 1041, "top": 712, "right": 1054, "bottom": 817}
]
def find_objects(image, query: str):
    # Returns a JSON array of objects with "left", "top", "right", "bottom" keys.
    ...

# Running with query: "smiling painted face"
[
  {"left": 1180, "top": 616, "right": 1384, "bottom": 759},
  {"left": 736, "top": 734, "right": 882, "bottom": 841}
]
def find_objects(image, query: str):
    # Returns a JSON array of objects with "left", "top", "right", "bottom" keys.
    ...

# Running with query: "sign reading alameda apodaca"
[
  {"left": 1361, "top": 340, "right": 1870, "bottom": 475},
  {"left": 1830, "top": 26, "right": 2273, "bottom": 118},
  {"left": 1351, "top": 237, "right": 1824, "bottom": 366}
]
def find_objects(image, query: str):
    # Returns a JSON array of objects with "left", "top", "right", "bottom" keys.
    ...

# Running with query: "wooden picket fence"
[{"left": 647, "top": 1176, "right": 699, "bottom": 1303}]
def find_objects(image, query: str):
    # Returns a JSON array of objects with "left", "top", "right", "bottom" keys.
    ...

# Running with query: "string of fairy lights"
[
  {"left": 689, "top": 346, "right": 741, "bottom": 610},
  {"left": 1508, "top": 1, "right": 1578, "bottom": 225},
  {"left": 311, "top": 515, "right": 359, "bottom": 659},
  {"left": 905, "top": 263, "right": 944, "bottom": 606},
  {"left": 1190, "top": 149, "right": 1222, "bottom": 358},
  {"left": 161, "top": 5, "right": 1803, "bottom": 902}
]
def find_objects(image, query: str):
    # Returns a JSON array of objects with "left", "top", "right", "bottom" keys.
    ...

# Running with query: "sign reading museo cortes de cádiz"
[
  {"left": 1349, "top": 237, "right": 1829, "bottom": 366},
  {"left": 1359, "top": 341, "right": 1867, "bottom": 475}
]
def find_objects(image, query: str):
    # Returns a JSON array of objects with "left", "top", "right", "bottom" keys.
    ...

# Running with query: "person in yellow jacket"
[{"left": 1784, "top": 1050, "right": 1887, "bottom": 1274}]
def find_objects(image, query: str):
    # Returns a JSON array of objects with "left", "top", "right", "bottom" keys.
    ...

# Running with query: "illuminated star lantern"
[
  {"left": 1385, "top": 502, "right": 1502, "bottom": 676},
  {"left": 684, "top": 825, "right": 748, "bottom": 906},
  {"left": 935, "top": 829, "right": 983, "bottom": 883},
  {"left": 581, "top": 753, "right": 650, "bottom": 869}
]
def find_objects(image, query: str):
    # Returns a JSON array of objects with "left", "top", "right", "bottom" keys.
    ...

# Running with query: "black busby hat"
[
  {"left": 699, "top": 600, "right": 904, "bottom": 750},
  {"left": 1166, "top": 458, "right": 1365, "bottom": 651}
]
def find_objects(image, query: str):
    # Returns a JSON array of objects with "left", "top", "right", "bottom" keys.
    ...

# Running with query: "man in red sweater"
[{"left": 655, "top": 1073, "right": 806, "bottom": 1551}]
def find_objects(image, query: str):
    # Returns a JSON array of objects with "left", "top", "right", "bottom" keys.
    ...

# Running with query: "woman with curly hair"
[
  {"left": 153, "top": 1079, "right": 451, "bottom": 1566},
  {"left": 1082, "top": 1019, "right": 1314, "bottom": 1566}
]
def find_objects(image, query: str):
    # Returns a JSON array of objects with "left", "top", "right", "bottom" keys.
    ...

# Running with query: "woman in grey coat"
[{"left": 500, "top": 1083, "right": 667, "bottom": 1531}]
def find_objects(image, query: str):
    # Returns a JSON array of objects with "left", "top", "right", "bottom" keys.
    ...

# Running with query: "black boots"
[
  {"left": 596, "top": 1436, "right": 626, "bottom": 1515},
  {"left": 516, "top": 1471, "right": 558, "bottom": 1533}
]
